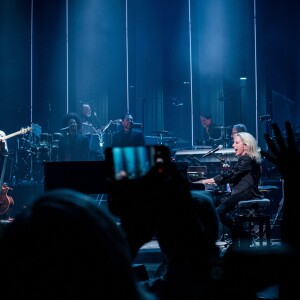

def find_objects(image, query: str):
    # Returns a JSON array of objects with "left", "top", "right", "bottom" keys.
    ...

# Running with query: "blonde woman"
[{"left": 199, "top": 132, "right": 264, "bottom": 243}]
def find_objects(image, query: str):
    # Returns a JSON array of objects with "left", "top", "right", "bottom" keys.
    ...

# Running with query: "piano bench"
[{"left": 235, "top": 198, "right": 271, "bottom": 247}]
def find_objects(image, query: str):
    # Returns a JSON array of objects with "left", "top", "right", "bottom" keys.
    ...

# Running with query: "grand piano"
[
  {"left": 175, "top": 147, "right": 262, "bottom": 178},
  {"left": 175, "top": 148, "right": 238, "bottom": 178}
]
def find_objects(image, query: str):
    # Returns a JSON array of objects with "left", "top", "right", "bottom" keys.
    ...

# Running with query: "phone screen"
[{"left": 105, "top": 145, "right": 170, "bottom": 180}]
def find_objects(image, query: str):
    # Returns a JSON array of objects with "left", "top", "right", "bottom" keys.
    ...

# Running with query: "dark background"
[{"left": 0, "top": 0, "right": 299, "bottom": 153}]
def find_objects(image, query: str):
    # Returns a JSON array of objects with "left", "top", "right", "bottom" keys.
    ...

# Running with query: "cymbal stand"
[
  {"left": 26, "top": 133, "right": 35, "bottom": 183},
  {"left": 9, "top": 139, "right": 19, "bottom": 185},
  {"left": 19, "top": 134, "right": 35, "bottom": 183},
  {"left": 97, "top": 120, "right": 113, "bottom": 159},
  {"left": 96, "top": 130, "right": 105, "bottom": 160}
]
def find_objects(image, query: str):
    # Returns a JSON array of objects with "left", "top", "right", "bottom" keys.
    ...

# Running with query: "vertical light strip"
[
  {"left": 125, "top": 0, "right": 129, "bottom": 113},
  {"left": 253, "top": 0, "right": 258, "bottom": 140},
  {"left": 30, "top": 0, "right": 33, "bottom": 124},
  {"left": 188, "top": 0, "right": 194, "bottom": 146},
  {"left": 66, "top": 0, "right": 69, "bottom": 112}
]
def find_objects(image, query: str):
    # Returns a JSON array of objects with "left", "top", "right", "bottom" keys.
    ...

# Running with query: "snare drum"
[
  {"left": 53, "top": 132, "right": 63, "bottom": 141},
  {"left": 52, "top": 132, "right": 63, "bottom": 147}
]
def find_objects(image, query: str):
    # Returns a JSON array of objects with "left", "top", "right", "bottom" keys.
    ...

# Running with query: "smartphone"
[{"left": 105, "top": 145, "right": 171, "bottom": 181}]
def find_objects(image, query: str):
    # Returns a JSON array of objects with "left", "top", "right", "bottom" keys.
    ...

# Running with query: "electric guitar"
[
  {"left": 0, "top": 126, "right": 31, "bottom": 215},
  {"left": 0, "top": 126, "right": 32, "bottom": 141},
  {"left": 0, "top": 156, "right": 14, "bottom": 215}
]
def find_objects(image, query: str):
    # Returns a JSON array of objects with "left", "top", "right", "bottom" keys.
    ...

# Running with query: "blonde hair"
[{"left": 235, "top": 132, "right": 261, "bottom": 163}]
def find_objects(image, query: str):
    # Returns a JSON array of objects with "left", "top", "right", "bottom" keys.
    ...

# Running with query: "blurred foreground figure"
[
  {"left": 0, "top": 189, "right": 156, "bottom": 300},
  {"left": 107, "top": 145, "right": 222, "bottom": 300},
  {"left": 261, "top": 121, "right": 300, "bottom": 248}
]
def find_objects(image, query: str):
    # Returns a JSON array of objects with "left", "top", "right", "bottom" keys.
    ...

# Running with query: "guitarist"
[
  {"left": 0, "top": 130, "right": 14, "bottom": 220},
  {"left": 0, "top": 130, "right": 8, "bottom": 183},
  {"left": 0, "top": 127, "right": 31, "bottom": 220},
  {"left": 0, "top": 130, "right": 8, "bottom": 156}
]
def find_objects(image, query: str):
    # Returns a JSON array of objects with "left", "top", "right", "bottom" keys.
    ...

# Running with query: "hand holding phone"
[{"left": 105, "top": 145, "right": 171, "bottom": 181}]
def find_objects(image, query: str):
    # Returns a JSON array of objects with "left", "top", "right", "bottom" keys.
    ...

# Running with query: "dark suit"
[
  {"left": 213, "top": 155, "right": 264, "bottom": 230},
  {"left": 112, "top": 129, "right": 145, "bottom": 147}
]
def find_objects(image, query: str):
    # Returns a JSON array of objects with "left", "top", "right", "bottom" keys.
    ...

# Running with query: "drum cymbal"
[{"left": 152, "top": 130, "right": 174, "bottom": 135}]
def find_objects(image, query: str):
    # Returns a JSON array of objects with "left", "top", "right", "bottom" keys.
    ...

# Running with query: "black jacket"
[
  {"left": 213, "top": 154, "right": 263, "bottom": 198},
  {"left": 201, "top": 125, "right": 222, "bottom": 147},
  {"left": 112, "top": 130, "right": 145, "bottom": 147}
]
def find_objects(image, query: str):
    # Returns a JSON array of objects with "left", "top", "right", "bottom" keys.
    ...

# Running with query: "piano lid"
[
  {"left": 175, "top": 148, "right": 236, "bottom": 156},
  {"left": 175, "top": 147, "right": 261, "bottom": 156}
]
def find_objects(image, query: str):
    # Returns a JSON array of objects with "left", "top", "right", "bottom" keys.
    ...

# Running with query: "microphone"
[
  {"left": 259, "top": 114, "right": 271, "bottom": 122},
  {"left": 202, "top": 145, "right": 223, "bottom": 158},
  {"left": 132, "top": 122, "right": 143, "bottom": 128},
  {"left": 110, "top": 119, "right": 122, "bottom": 125},
  {"left": 59, "top": 126, "right": 70, "bottom": 131}
]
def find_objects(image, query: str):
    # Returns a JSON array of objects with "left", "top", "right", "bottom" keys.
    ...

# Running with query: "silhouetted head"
[{"left": 0, "top": 189, "right": 154, "bottom": 299}]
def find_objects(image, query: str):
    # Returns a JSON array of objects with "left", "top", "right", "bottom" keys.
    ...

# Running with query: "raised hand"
[
  {"left": 261, "top": 121, "right": 300, "bottom": 248},
  {"left": 261, "top": 121, "right": 299, "bottom": 182}
]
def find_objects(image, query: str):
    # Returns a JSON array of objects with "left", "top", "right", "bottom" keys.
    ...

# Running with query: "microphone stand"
[
  {"left": 92, "top": 113, "right": 101, "bottom": 129},
  {"left": 208, "top": 152, "right": 225, "bottom": 163}
]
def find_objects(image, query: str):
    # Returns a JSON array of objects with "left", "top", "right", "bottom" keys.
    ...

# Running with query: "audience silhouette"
[
  {"left": 0, "top": 189, "right": 156, "bottom": 299},
  {"left": 261, "top": 121, "right": 300, "bottom": 249}
]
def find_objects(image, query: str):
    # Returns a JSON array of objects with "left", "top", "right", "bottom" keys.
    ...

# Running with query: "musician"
[
  {"left": 80, "top": 103, "right": 101, "bottom": 133},
  {"left": 197, "top": 132, "right": 264, "bottom": 243},
  {"left": 231, "top": 123, "right": 247, "bottom": 139},
  {"left": 0, "top": 130, "right": 8, "bottom": 156},
  {"left": 111, "top": 113, "right": 145, "bottom": 147},
  {"left": 58, "top": 113, "right": 90, "bottom": 161},
  {"left": 199, "top": 113, "right": 222, "bottom": 147},
  {"left": 0, "top": 130, "right": 14, "bottom": 221},
  {"left": 0, "top": 130, "right": 8, "bottom": 180}
]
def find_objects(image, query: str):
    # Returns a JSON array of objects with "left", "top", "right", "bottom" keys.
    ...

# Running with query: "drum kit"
[
  {"left": 213, "top": 126, "right": 233, "bottom": 148},
  {"left": 19, "top": 132, "right": 63, "bottom": 163},
  {"left": 145, "top": 130, "right": 188, "bottom": 151},
  {"left": 6, "top": 120, "right": 122, "bottom": 183},
  {"left": 15, "top": 127, "right": 65, "bottom": 182}
]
